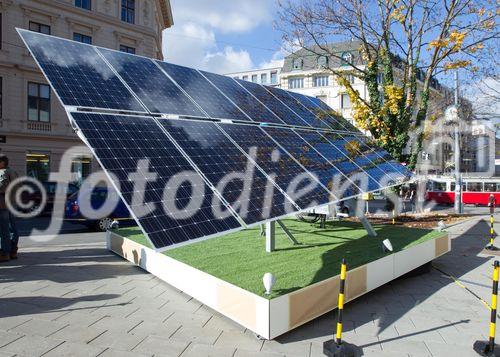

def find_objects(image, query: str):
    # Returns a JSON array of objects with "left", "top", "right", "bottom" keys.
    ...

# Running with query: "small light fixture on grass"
[
  {"left": 382, "top": 239, "right": 393, "bottom": 253},
  {"left": 263, "top": 273, "right": 276, "bottom": 295},
  {"left": 437, "top": 220, "right": 447, "bottom": 232}
]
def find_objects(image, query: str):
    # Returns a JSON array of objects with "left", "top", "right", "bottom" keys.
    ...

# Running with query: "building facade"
[
  {"left": 0, "top": 0, "right": 173, "bottom": 183},
  {"left": 225, "top": 66, "right": 281, "bottom": 87}
]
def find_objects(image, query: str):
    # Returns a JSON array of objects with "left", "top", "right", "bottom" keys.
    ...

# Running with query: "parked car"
[
  {"left": 65, "top": 186, "right": 133, "bottom": 231},
  {"left": 20, "top": 181, "right": 79, "bottom": 215}
]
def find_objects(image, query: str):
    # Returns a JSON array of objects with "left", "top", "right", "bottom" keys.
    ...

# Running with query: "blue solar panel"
[
  {"left": 220, "top": 124, "right": 333, "bottom": 209},
  {"left": 19, "top": 29, "right": 144, "bottom": 112},
  {"left": 236, "top": 80, "right": 310, "bottom": 127},
  {"left": 265, "top": 86, "right": 328, "bottom": 128},
  {"left": 263, "top": 127, "right": 365, "bottom": 196},
  {"left": 290, "top": 93, "right": 358, "bottom": 132},
  {"left": 199, "top": 71, "right": 285, "bottom": 125},
  {"left": 159, "top": 119, "right": 296, "bottom": 224},
  {"left": 98, "top": 48, "right": 206, "bottom": 117},
  {"left": 156, "top": 61, "right": 250, "bottom": 121},
  {"left": 70, "top": 112, "right": 242, "bottom": 249}
]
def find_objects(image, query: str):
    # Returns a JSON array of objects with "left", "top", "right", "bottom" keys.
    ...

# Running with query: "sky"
[{"left": 162, "top": 0, "right": 286, "bottom": 74}]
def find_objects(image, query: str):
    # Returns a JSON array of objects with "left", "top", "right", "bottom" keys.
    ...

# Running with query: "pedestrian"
[
  {"left": 409, "top": 188, "right": 416, "bottom": 213},
  {"left": 0, "top": 155, "right": 19, "bottom": 262},
  {"left": 489, "top": 194, "right": 496, "bottom": 215}
]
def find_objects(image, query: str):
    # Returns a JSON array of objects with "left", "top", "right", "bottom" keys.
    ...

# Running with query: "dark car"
[
  {"left": 65, "top": 186, "right": 133, "bottom": 231},
  {"left": 20, "top": 181, "right": 79, "bottom": 215}
]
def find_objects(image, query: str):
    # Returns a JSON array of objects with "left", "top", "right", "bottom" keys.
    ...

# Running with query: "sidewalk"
[{"left": 0, "top": 215, "right": 498, "bottom": 357}]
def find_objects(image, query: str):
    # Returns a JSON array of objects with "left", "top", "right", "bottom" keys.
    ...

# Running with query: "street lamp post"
[{"left": 444, "top": 71, "right": 462, "bottom": 214}]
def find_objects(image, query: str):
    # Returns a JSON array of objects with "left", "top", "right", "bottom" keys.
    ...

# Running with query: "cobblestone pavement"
[{"left": 0, "top": 215, "right": 498, "bottom": 357}]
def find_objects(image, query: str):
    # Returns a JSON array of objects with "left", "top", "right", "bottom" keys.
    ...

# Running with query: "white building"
[{"left": 225, "top": 66, "right": 281, "bottom": 87}]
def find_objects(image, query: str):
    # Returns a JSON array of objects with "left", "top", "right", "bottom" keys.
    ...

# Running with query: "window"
[
  {"left": 71, "top": 156, "right": 92, "bottom": 184},
  {"left": 485, "top": 183, "right": 498, "bottom": 192},
  {"left": 317, "top": 56, "right": 328, "bottom": 68},
  {"left": 347, "top": 74, "right": 355, "bottom": 83},
  {"left": 29, "top": 21, "right": 50, "bottom": 35},
  {"left": 260, "top": 73, "right": 267, "bottom": 84},
  {"left": 121, "top": 0, "right": 135, "bottom": 24},
  {"left": 28, "top": 82, "right": 50, "bottom": 122},
  {"left": 242, "top": 75, "right": 248, "bottom": 81},
  {"left": 0, "top": 77, "right": 2, "bottom": 119},
  {"left": 75, "top": 0, "right": 91, "bottom": 10},
  {"left": 120, "top": 44, "right": 135, "bottom": 54},
  {"left": 341, "top": 52, "right": 353, "bottom": 66},
  {"left": 0, "top": 13, "right": 2, "bottom": 50},
  {"left": 292, "top": 58, "right": 303, "bottom": 70},
  {"left": 26, "top": 153, "right": 50, "bottom": 182},
  {"left": 433, "top": 182, "right": 447, "bottom": 192},
  {"left": 73, "top": 33, "right": 92, "bottom": 44},
  {"left": 270, "top": 71, "right": 278, "bottom": 84},
  {"left": 251, "top": 74, "right": 258, "bottom": 83},
  {"left": 288, "top": 77, "right": 304, "bottom": 89},
  {"left": 466, "top": 182, "right": 483, "bottom": 192},
  {"left": 313, "top": 75, "right": 329, "bottom": 87},
  {"left": 341, "top": 93, "right": 351, "bottom": 109}
]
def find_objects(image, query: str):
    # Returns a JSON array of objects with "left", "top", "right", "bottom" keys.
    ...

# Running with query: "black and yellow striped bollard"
[
  {"left": 486, "top": 213, "right": 499, "bottom": 251},
  {"left": 473, "top": 260, "right": 500, "bottom": 356},
  {"left": 324, "top": 259, "right": 358, "bottom": 357}
]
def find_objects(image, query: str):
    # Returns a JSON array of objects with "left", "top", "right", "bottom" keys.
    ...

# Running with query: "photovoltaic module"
[{"left": 18, "top": 28, "right": 412, "bottom": 250}]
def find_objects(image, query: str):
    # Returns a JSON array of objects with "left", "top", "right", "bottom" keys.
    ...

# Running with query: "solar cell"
[
  {"left": 156, "top": 61, "right": 250, "bottom": 121},
  {"left": 18, "top": 29, "right": 144, "bottom": 112},
  {"left": 199, "top": 71, "right": 285, "bottom": 124},
  {"left": 265, "top": 86, "right": 328, "bottom": 129},
  {"left": 263, "top": 127, "right": 365, "bottom": 197},
  {"left": 98, "top": 48, "right": 206, "bottom": 117},
  {"left": 158, "top": 119, "right": 297, "bottom": 224},
  {"left": 220, "top": 124, "right": 334, "bottom": 209},
  {"left": 301, "top": 95, "right": 358, "bottom": 132},
  {"left": 236, "top": 80, "right": 310, "bottom": 127},
  {"left": 70, "top": 112, "right": 242, "bottom": 249}
]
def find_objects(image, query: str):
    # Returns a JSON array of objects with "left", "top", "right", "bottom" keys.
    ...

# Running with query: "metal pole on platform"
[{"left": 265, "top": 221, "right": 275, "bottom": 253}]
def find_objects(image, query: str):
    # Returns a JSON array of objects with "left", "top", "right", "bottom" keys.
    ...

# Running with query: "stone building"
[{"left": 0, "top": 0, "right": 173, "bottom": 182}]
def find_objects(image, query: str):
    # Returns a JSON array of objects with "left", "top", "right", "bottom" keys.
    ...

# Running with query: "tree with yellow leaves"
[{"left": 277, "top": 0, "right": 498, "bottom": 169}]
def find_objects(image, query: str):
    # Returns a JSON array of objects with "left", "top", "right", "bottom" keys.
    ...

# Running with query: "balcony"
[{"left": 26, "top": 121, "right": 52, "bottom": 132}]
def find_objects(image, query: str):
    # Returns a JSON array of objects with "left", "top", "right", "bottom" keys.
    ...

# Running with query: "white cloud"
[{"left": 163, "top": 0, "right": 274, "bottom": 73}]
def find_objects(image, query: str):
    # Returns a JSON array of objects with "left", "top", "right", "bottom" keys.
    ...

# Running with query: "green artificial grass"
[{"left": 116, "top": 220, "right": 445, "bottom": 299}]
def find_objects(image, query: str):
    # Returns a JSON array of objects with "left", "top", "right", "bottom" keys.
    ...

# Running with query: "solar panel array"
[{"left": 19, "top": 29, "right": 412, "bottom": 250}]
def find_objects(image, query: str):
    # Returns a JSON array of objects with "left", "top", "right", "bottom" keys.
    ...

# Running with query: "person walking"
[{"left": 0, "top": 155, "right": 18, "bottom": 262}]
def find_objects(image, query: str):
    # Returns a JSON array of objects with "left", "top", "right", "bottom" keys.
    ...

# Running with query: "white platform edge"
[{"left": 107, "top": 230, "right": 450, "bottom": 339}]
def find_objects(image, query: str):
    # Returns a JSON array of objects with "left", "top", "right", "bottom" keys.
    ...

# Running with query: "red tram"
[{"left": 426, "top": 177, "right": 500, "bottom": 206}]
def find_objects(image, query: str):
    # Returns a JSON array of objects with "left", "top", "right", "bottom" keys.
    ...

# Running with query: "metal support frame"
[
  {"left": 265, "top": 219, "right": 300, "bottom": 253},
  {"left": 265, "top": 221, "right": 276, "bottom": 253},
  {"left": 277, "top": 220, "right": 300, "bottom": 245},
  {"left": 359, "top": 214, "right": 377, "bottom": 237}
]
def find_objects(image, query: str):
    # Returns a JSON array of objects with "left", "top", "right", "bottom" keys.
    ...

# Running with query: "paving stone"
[
  {"left": 9, "top": 318, "right": 67, "bottom": 337},
  {"left": 234, "top": 349, "right": 285, "bottom": 357},
  {"left": 88, "top": 330, "right": 147, "bottom": 351},
  {"left": 182, "top": 342, "right": 236, "bottom": 357},
  {"left": 380, "top": 339, "right": 432, "bottom": 356},
  {"left": 215, "top": 331, "right": 264, "bottom": 351},
  {"left": 0, "top": 331, "right": 24, "bottom": 349},
  {"left": 261, "top": 338, "right": 310, "bottom": 357},
  {"left": 425, "top": 341, "right": 479, "bottom": 357},
  {"left": 1, "top": 335, "right": 64, "bottom": 356},
  {"left": 0, "top": 316, "right": 32, "bottom": 332},
  {"left": 132, "top": 335, "right": 189, "bottom": 356},
  {"left": 203, "top": 314, "right": 246, "bottom": 332},
  {"left": 43, "top": 341, "right": 106, "bottom": 356},
  {"left": 96, "top": 348, "right": 150, "bottom": 357},
  {"left": 170, "top": 326, "right": 222, "bottom": 344},
  {"left": 127, "top": 320, "right": 181, "bottom": 338},
  {"left": 48, "top": 324, "right": 106, "bottom": 344},
  {"left": 165, "top": 311, "right": 212, "bottom": 328}
]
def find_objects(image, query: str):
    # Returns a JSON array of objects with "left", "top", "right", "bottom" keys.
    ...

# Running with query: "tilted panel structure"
[{"left": 19, "top": 29, "right": 412, "bottom": 250}]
